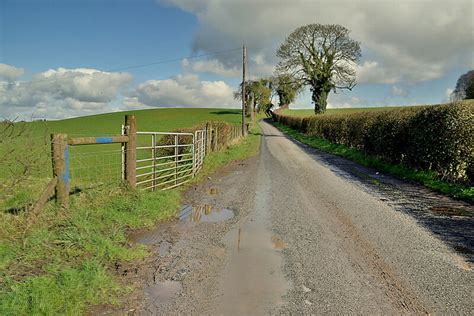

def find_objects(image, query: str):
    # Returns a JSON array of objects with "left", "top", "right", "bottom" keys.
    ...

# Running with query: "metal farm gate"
[
  {"left": 44, "top": 115, "right": 246, "bottom": 209},
  {"left": 134, "top": 129, "right": 207, "bottom": 191}
]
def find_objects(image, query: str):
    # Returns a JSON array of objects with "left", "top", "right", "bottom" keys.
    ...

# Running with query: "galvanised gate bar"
[
  {"left": 46, "top": 115, "right": 245, "bottom": 210},
  {"left": 134, "top": 129, "right": 206, "bottom": 191}
]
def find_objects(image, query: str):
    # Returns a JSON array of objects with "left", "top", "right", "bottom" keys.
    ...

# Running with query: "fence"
[
  {"left": 135, "top": 130, "right": 200, "bottom": 191},
  {"left": 42, "top": 115, "right": 247, "bottom": 209}
]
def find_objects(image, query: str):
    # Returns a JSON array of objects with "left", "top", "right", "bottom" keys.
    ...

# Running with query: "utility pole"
[{"left": 241, "top": 44, "right": 246, "bottom": 136}]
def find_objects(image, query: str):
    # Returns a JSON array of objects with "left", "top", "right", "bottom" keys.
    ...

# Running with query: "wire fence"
[
  {"left": 1, "top": 115, "right": 248, "bottom": 211},
  {"left": 68, "top": 146, "right": 124, "bottom": 190}
]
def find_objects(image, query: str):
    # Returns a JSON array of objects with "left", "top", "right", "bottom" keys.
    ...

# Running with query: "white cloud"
[
  {"left": 0, "top": 64, "right": 24, "bottom": 81},
  {"left": 390, "top": 86, "right": 409, "bottom": 97},
  {"left": 356, "top": 61, "right": 399, "bottom": 84},
  {"left": 290, "top": 87, "right": 422, "bottom": 109},
  {"left": 162, "top": 0, "right": 474, "bottom": 84},
  {"left": 124, "top": 73, "right": 237, "bottom": 108},
  {"left": 445, "top": 88, "right": 454, "bottom": 98},
  {"left": 444, "top": 88, "right": 455, "bottom": 102},
  {"left": 182, "top": 58, "right": 240, "bottom": 77},
  {"left": 0, "top": 67, "right": 132, "bottom": 120}
]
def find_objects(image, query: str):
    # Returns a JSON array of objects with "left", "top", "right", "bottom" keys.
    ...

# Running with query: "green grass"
[
  {"left": 279, "top": 105, "right": 428, "bottom": 117},
  {"left": 0, "top": 110, "right": 262, "bottom": 315},
  {"left": 25, "top": 108, "right": 244, "bottom": 135},
  {"left": 272, "top": 122, "right": 473, "bottom": 202},
  {"left": 190, "top": 124, "right": 261, "bottom": 183},
  {"left": 0, "top": 108, "right": 245, "bottom": 210}
]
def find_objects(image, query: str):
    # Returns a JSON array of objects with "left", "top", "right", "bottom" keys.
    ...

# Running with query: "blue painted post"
[{"left": 51, "top": 134, "right": 69, "bottom": 207}]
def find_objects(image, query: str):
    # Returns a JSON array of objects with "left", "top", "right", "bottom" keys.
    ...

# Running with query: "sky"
[{"left": 0, "top": 0, "right": 473, "bottom": 120}]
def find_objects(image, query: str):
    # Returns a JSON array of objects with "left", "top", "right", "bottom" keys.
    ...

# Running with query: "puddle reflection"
[
  {"left": 271, "top": 236, "right": 287, "bottom": 250},
  {"left": 144, "top": 280, "right": 182, "bottom": 305},
  {"left": 178, "top": 205, "right": 235, "bottom": 222},
  {"left": 208, "top": 188, "right": 218, "bottom": 195}
]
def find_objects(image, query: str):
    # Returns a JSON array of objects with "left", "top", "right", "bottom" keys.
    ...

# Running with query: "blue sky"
[
  {"left": 0, "top": 0, "right": 473, "bottom": 119},
  {"left": 1, "top": 0, "right": 198, "bottom": 82}
]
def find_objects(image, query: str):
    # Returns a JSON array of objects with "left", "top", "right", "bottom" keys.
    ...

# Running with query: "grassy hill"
[
  {"left": 1, "top": 108, "right": 245, "bottom": 208},
  {"left": 0, "top": 107, "right": 262, "bottom": 315},
  {"left": 26, "top": 108, "right": 243, "bottom": 135}
]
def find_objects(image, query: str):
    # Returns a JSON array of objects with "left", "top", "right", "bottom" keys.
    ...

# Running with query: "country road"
[{"left": 124, "top": 119, "right": 473, "bottom": 315}]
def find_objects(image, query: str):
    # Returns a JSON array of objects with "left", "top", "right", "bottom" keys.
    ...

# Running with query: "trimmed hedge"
[{"left": 274, "top": 102, "right": 474, "bottom": 185}]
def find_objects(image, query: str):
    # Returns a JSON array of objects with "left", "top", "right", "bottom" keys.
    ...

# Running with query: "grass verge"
[
  {"left": 0, "top": 124, "right": 261, "bottom": 315},
  {"left": 272, "top": 121, "right": 473, "bottom": 202}
]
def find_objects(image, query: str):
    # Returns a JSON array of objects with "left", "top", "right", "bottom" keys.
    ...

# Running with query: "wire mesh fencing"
[
  {"left": 2, "top": 114, "right": 248, "bottom": 212},
  {"left": 68, "top": 144, "right": 124, "bottom": 190}
]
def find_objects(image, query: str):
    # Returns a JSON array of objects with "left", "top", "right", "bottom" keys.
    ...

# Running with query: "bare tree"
[{"left": 277, "top": 24, "right": 361, "bottom": 114}]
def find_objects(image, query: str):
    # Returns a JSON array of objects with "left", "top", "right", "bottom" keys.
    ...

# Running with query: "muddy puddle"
[
  {"left": 178, "top": 204, "right": 235, "bottom": 223},
  {"left": 144, "top": 280, "right": 182, "bottom": 305}
]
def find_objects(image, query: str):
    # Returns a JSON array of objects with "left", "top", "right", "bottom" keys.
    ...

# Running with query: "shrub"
[{"left": 274, "top": 102, "right": 474, "bottom": 185}]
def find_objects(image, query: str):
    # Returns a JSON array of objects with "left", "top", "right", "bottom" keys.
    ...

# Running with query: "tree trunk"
[
  {"left": 248, "top": 94, "right": 255, "bottom": 117},
  {"left": 250, "top": 98, "right": 255, "bottom": 122},
  {"left": 312, "top": 87, "right": 329, "bottom": 114}
]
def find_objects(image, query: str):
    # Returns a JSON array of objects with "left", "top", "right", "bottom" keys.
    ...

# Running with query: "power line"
[
  {"left": 14, "top": 47, "right": 242, "bottom": 87},
  {"left": 105, "top": 47, "right": 242, "bottom": 72}
]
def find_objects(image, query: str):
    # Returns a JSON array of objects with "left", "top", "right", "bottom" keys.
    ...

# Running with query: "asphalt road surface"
[{"left": 129, "top": 119, "right": 473, "bottom": 315}]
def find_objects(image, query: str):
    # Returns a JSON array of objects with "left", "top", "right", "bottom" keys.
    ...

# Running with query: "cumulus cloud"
[
  {"left": 0, "top": 64, "right": 24, "bottom": 81},
  {"left": 124, "top": 73, "right": 237, "bottom": 108},
  {"left": 0, "top": 67, "right": 132, "bottom": 120},
  {"left": 162, "top": 0, "right": 473, "bottom": 84},
  {"left": 390, "top": 86, "right": 409, "bottom": 97}
]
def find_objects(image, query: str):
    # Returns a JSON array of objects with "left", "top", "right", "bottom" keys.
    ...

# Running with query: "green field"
[
  {"left": 26, "top": 108, "right": 243, "bottom": 135},
  {"left": 278, "top": 105, "right": 428, "bottom": 117},
  {"left": 0, "top": 108, "right": 261, "bottom": 315},
  {"left": 1, "top": 108, "right": 246, "bottom": 209}
]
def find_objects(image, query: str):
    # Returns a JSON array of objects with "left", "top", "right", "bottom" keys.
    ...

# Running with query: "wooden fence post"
[
  {"left": 51, "top": 134, "right": 69, "bottom": 207},
  {"left": 124, "top": 115, "right": 137, "bottom": 188}
]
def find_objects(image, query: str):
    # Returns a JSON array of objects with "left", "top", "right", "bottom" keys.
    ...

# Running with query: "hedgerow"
[{"left": 274, "top": 102, "right": 474, "bottom": 185}]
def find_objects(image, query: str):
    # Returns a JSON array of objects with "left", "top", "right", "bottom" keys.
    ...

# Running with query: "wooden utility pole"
[{"left": 241, "top": 45, "right": 246, "bottom": 136}]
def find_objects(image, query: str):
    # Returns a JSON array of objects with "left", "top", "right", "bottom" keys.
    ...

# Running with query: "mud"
[
  {"left": 88, "top": 120, "right": 473, "bottom": 314},
  {"left": 90, "top": 157, "right": 262, "bottom": 315},
  {"left": 143, "top": 281, "right": 182, "bottom": 306}
]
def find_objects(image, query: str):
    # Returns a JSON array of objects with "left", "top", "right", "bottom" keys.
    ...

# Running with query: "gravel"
[{"left": 102, "top": 120, "right": 473, "bottom": 315}]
